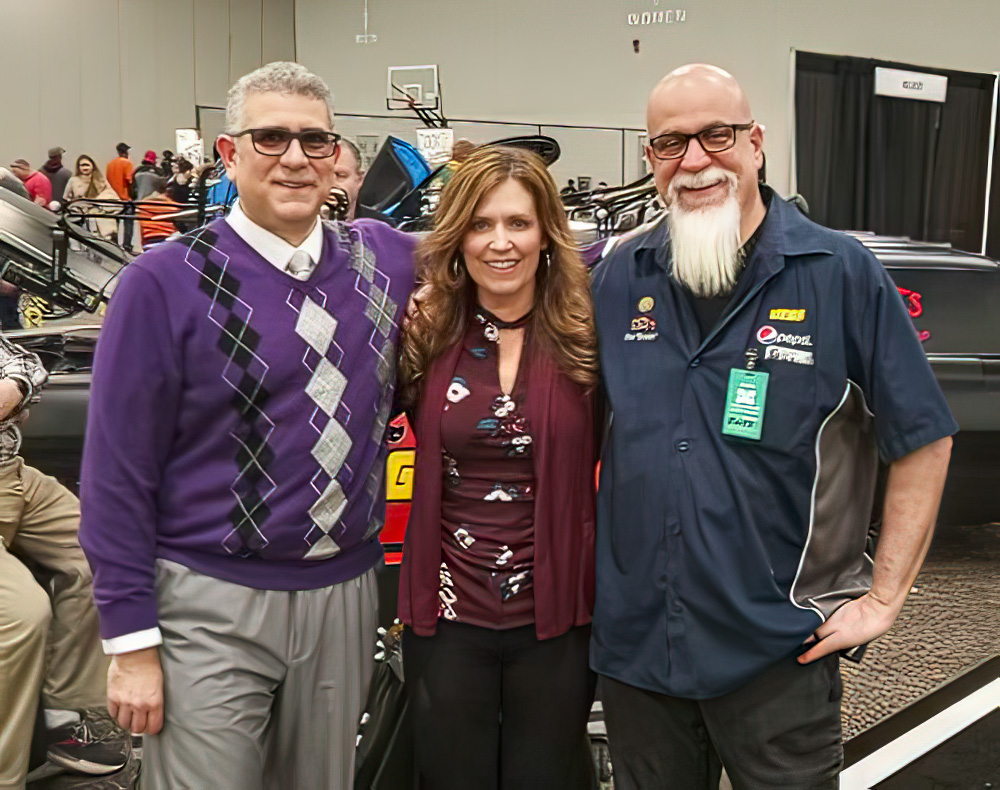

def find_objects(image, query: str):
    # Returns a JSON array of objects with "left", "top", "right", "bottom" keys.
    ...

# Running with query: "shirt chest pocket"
[{"left": 751, "top": 356, "right": 820, "bottom": 454}]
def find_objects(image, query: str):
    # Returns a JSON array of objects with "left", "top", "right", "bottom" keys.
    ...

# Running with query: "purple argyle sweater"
[{"left": 80, "top": 218, "right": 416, "bottom": 640}]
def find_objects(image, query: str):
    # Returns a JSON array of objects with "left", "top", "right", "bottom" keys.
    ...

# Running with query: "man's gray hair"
[
  {"left": 338, "top": 137, "right": 364, "bottom": 172},
  {"left": 226, "top": 61, "right": 335, "bottom": 132}
]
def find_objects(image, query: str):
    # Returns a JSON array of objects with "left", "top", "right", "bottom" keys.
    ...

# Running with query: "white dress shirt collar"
[{"left": 225, "top": 199, "right": 324, "bottom": 276}]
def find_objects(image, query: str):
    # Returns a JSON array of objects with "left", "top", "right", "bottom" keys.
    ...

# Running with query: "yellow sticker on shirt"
[{"left": 769, "top": 309, "right": 806, "bottom": 322}]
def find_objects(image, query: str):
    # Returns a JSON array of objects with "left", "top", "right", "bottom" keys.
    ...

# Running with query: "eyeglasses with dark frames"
[
  {"left": 647, "top": 122, "right": 755, "bottom": 161},
  {"left": 230, "top": 128, "right": 341, "bottom": 159}
]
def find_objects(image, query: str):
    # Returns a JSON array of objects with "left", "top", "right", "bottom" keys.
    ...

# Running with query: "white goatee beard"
[{"left": 665, "top": 169, "right": 743, "bottom": 298}]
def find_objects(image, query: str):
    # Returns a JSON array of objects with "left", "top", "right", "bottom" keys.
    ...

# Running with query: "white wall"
[
  {"left": 295, "top": 0, "right": 1000, "bottom": 193},
  {"left": 4, "top": 0, "right": 997, "bottom": 193},
  {"left": 0, "top": 0, "right": 294, "bottom": 178}
]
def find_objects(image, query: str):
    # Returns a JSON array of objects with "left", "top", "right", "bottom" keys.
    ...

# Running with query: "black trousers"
[
  {"left": 0, "top": 294, "right": 20, "bottom": 330},
  {"left": 602, "top": 653, "right": 843, "bottom": 790},
  {"left": 403, "top": 621, "right": 596, "bottom": 790},
  {"left": 120, "top": 213, "right": 135, "bottom": 250}
]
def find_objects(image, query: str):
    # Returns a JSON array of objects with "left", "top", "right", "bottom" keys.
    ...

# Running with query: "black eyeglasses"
[
  {"left": 647, "top": 122, "right": 755, "bottom": 161},
  {"left": 230, "top": 128, "right": 341, "bottom": 159}
]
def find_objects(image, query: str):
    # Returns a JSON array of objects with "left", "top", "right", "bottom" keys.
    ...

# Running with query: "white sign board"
[
  {"left": 175, "top": 128, "right": 204, "bottom": 166},
  {"left": 875, "top": 68, "right": 948, "bottom": 103},
  {"left": 416, "top": 128, "right": 454, "bottom": 166}
]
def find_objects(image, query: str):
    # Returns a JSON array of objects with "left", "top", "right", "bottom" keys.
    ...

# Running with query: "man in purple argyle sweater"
[{"left": 79, "top": 62, "right": 416, "bottom": 789}]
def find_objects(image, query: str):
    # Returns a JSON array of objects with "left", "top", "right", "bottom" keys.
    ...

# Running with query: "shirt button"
[
  {"left": 675, "top": 440, "right": 691, "bottom": 452},
  {"left": 690, "top": 358, "right": 700, "bottom": 368}
]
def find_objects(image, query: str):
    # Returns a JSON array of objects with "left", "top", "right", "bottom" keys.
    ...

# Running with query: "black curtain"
[
  {"left": 987, "top": 109, "right": 1000, "bottom": 259},
  {"left": 795, "top": 51, "right": 995, "bottom": 253}
]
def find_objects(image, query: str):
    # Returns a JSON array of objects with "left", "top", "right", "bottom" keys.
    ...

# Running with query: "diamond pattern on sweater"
[
  {"left": 364, "top": 283, "right": 397, "bottom": 339},
  {"left": 177, "top": 221, "right": 404, "bottom": 562},
  {"left": 305, "top": 357, "right": 347, "bottom": 417},
  {"left": 304, "top": 533, "right": 340, "bottom": 559},
  {"left": 311, "top": 417, "right": 352, "bottom": 479},
  {"left": 309, "top": 479, "right": 348, "bottom": 528},
  {"left": 182, "top": 228, "right": 275, "bottom": 558},
  {"left": 295, "top": 296, "right": 337, "bottom": 355},
  {"left": 349, "top": 241, "right": 377, "bottom": 283}
]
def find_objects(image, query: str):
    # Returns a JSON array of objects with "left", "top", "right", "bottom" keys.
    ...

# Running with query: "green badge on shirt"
[{"left": 722, "top": 368, "right": 769, "bottom": 441}]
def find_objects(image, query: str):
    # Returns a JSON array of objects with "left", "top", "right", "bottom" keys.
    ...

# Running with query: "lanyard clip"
[{"left": 745, "top": 348, "right": 758, "bottom": 371}]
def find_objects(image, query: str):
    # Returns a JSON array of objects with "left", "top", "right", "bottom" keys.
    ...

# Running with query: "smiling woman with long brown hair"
[
  {"left": 397, "top": 145, "right": 599, "bottom": 790},
  {"left": 63, "top": 155, "right": 121, "bottom": 239}
]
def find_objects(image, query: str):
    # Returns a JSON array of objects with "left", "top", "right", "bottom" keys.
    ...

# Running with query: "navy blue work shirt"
[{"left": 590, "top": 190, "right": 958, "bottom": 699}]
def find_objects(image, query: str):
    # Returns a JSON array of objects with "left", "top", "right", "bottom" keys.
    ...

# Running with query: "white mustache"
[{"left": 669, "top": 166, "right": 737, "bottom": 194}]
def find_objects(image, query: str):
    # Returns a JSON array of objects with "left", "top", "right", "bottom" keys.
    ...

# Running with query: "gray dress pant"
[{"left": 142, "top": 559, "right": 378, "bottom": 790}]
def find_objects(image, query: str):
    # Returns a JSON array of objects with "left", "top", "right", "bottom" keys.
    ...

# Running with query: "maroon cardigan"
[{"left": 398, "top": 336, "right": 596, "bottom": 640}]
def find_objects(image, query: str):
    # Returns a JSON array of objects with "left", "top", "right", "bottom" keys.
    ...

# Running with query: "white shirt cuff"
[{"left": 102, "top": 627, "right": 163, "bottom": 655}]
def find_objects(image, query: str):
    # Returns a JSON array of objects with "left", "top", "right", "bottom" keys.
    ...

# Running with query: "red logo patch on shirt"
[{"left": 756, "top": 325, "right": 778, "bottom": 344}]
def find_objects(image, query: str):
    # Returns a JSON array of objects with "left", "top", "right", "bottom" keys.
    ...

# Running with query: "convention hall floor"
[{"left": 27, "top": 522, "right": 1000, "bottom": 789}]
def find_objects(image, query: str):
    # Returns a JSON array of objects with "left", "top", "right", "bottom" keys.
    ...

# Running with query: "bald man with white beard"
[{"left": 589, "top": 65, "right": 956, "bottom": 789}]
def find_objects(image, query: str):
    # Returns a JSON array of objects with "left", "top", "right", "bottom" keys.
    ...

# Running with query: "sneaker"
[{"left": 46, "top": 719, "right": 127, "bottom": 776}]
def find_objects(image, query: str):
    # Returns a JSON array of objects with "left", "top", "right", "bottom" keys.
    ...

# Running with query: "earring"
[
  {"left": 542, "top": 249, "right": 551, "bottom": 269},
  {"left": 450, "top": 255, "right": 462, "bottom": 278}
]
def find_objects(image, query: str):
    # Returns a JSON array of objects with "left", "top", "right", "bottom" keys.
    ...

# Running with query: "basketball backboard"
[{"left": 387, "top": 65, "right": 441, "bottom": 111}]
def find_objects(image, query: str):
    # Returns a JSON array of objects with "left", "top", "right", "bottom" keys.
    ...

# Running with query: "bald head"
[
  {"left": 642, "top": 63, "right": 766, "bottom": 254},
  {"left": 647, "top": 64, "right": 752, "bottom": 133}
]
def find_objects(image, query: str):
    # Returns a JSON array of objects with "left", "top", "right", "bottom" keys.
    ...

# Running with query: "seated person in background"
[
  {"left": 0, "top": 334, "right": 123, "bottom": 786},
  {"left": 136, "top": 178, "right": 182, "bottom": 248}
]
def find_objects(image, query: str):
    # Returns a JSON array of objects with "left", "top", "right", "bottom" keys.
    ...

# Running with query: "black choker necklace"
[
  {"left": 475, "top": 306, "right": 532, "bottom": 329},
  {"left": 474, "top": 306, "right": 532, "bottom": 342}
]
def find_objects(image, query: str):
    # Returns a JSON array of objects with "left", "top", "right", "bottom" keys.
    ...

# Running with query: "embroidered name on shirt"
[
  {"left": 764, "top": 346, "right": 815, "bottom": 366},
  {"left": 769, "top": 308, "right": 806, "bottom": 322}
]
